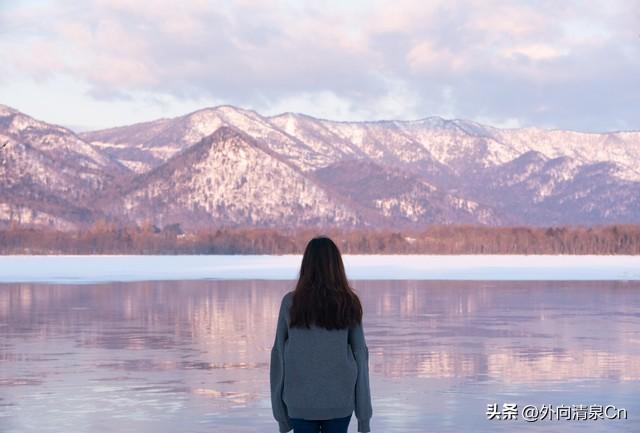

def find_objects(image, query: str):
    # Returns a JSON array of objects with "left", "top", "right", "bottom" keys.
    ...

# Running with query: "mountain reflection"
[
  {"left": 1, "top": 279, "right": 639, "bottom": 432},
  {"left": 2, "top": 280, "right": 640, "bottom": 381}
]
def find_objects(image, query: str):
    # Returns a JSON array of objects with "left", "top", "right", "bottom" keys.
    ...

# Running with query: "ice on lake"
[
  {"left": 1, "top": 279, "right": 639, "bottom": 433},
  {"left": 1, "top": 254, "right": 640, "bottom": 283}
]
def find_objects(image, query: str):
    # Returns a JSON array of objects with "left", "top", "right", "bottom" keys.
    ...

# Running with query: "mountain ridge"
[{"left": 2, "top": 103, "right": 640, "bottom": 230}]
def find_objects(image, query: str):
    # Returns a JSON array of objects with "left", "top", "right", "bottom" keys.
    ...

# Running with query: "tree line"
[{"left": 1, "top": 220, "right": 640, "bottom": 254}]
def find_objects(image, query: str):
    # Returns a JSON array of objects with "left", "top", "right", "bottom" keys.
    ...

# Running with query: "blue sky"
[{"left": 0, "top": 0, "right": 638, "bottom": 131}]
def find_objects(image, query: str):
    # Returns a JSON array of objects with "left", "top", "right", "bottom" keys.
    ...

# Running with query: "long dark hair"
[{"left": 289, "top": 236, "right": 363, "bottom": 330}]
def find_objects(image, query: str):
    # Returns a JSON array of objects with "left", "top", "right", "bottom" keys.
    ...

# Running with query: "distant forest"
[{"left": 1, "top": 221, "right": 640, "bottom": 254}]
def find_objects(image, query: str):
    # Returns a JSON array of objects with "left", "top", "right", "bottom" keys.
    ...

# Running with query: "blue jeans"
[{"left": 290, "top": 414, "right": 352, "bottom": 433}]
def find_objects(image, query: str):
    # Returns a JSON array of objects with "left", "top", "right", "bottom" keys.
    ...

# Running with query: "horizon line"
[{"left": 2, "top": 102, "right": 640, "bottom": 136}]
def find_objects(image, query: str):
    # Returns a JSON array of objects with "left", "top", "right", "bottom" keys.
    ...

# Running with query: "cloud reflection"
[{"left": 0, "top": 279, "right": 639, "bottom": 432}]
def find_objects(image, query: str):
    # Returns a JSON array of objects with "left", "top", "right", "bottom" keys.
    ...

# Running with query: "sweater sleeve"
[
  {"left": 349, "top": 322, "right": 373, "bottom": 432},
  {"left": 270, "top": 293, "right": 292, "bottom": 433}
]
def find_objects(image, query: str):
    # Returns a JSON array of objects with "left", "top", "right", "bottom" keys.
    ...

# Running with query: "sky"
[{"left": 0, "top": 0, "right": 639, "bottom": 132}]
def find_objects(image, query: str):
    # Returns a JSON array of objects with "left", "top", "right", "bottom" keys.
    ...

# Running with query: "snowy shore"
[{"left": 0, "top": 254, "right": 639, "bottom": 283}]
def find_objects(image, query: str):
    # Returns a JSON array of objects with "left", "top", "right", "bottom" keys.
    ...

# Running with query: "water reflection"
[{"left": 1, "top": 280, "right": 639, "bottom": 432}]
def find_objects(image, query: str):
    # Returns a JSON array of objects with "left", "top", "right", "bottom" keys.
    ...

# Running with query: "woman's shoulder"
[{"left": 282, "top": 290, "right": 294, "bottom": 306}]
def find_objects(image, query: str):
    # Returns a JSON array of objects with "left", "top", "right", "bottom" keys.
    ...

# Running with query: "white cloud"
[{"left": 0, "top": 0, "right": 638, "bottom": 131}]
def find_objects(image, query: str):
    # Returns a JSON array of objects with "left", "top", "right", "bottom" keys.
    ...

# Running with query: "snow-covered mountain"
[
  {"left": 97, "top": 127, "right": 366, "bottom": 228},
  {"left": 2, "top": 103, "right": 639, "bottom": 229},
  {"left": 0, "top": 104, "right": 129, "bottom": 229}
]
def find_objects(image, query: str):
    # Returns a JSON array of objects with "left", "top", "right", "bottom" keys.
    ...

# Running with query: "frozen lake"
[
  {"left": 1, "top": 254, "right": 640, "bottom": 282},
  {"left": 1, "top": 279, "right": 639, "bottom": 433}
]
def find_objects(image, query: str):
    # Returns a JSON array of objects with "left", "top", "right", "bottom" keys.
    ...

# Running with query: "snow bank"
[{"left": 0, "top": 255, "right": 639, "bottom": 284}]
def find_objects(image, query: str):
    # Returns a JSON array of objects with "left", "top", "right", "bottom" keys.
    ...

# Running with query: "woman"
[{"left": 270, "top": 236, "right": 373, "bottom": 433}]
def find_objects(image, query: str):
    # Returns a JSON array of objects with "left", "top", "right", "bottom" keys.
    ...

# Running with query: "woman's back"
[
  {"left": 282, "top": 291, "right": 359, "bottom": 414},
  {"left": 270, "top": 237, "right": 373, "bottom": 433}
]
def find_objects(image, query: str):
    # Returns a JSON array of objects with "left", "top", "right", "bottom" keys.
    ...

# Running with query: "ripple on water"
[{"left": 0, "top": 279, "right": 639, "bottom": 433}]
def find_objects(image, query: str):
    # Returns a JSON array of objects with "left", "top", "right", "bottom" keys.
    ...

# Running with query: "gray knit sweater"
[{"left": 270, "top": 291, "right": 373, "bottom": 432}]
